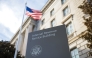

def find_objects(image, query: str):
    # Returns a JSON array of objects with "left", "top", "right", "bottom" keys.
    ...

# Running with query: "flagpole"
[{"left": 14, "top": 2, "right": 27, "bottom": 58}]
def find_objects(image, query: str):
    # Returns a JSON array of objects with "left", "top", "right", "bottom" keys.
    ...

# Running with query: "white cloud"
[
  {"left": 0, "top": 3, "right": 21, "bottom": 33},
  {"left": 0, "top": 23, "right": 13, "bottom": 41},
  {"left": 0, "top": 0, "right": 48, "bottom": 41}
]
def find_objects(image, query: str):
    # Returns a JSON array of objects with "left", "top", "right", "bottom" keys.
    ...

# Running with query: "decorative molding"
[{"left": 41, "top": 0, "right": 55, "bottom": 13}]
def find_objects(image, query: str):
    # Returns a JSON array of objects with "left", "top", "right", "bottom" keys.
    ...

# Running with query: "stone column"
[
  {"left": 22, "top": 24, "right": 33, "bottom": 56},
  {"left": 33, "top": 20, "right": 41, "bottom": 31},
  {"left": 20, "top": 32, "right": 25, "bottom": 54},
  {"left": 17, "top": 34, "right": 23, "bottom": 51}
]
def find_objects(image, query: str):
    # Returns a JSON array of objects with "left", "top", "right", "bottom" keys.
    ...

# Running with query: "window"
[
  {"left": 87, "top": 0, "right": 90, "bottom": 2},
  {"left": 50, "top": 9, "right": 54, "bottom": 16},
  {"left": 32, "top": 25, "right": 35, "bottom": 31},
  {"left": 42, "top": 19, "right": 45, "bottom": 25},
  {"left": 51, "top": 19, "right": 56, "bottom": 27},
  {"left": 66, "top": 22, "right": 73, "bottom": 35},
  {"left": 61, "top": 0, "right": 66, "bottom": 4},
  {"left": 63, "top": 6, "right": 69, "bottom": 16},
  {"left": 71, "top": 48, "right": 79, "bottom": 58}
]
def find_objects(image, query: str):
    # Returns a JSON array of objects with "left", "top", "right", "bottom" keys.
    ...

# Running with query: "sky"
[{"left": 0, "top": 0, "right": 48, "bottom": 41}]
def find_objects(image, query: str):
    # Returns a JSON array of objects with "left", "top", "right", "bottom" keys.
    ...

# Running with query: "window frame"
[
  {"left": 70, "top": 47, "right": 80, "bottom": 58},
  {"left": 32, "top": 25, "right": 35, "bottom": 31},
  {"left": 51, "top": 18, "right": 56, "bottom": 27},
  {"left": 66, "top": 22, "right": 73, "bottom": 35},
  {"left": 42, "top": 19, "right": 45, "bottom": 25},
  {"left": 63, "top": 6, "right": 69, "bottom": 17},
  {"left": 61, "top": 0, "right": 66, "bottom": 4},
  {"left": 87, "top": 0, "right": 91, "bottom": 2},
  {"left": 50, "top": 9, "right": 54, "bottom": 16}
]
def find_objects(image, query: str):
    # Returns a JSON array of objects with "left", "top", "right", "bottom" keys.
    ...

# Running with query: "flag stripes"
[{"left": 26, "top": 6, "right": 42, "bottom": 20}]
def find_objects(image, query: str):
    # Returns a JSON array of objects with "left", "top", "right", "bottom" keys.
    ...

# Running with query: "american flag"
[{"left": 26, "top": 6, "right": 42, "bottom": 20}]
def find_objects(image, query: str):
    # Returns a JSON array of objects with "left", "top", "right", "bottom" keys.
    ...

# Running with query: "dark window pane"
[
  {"left": 61, "top": 0, "right": 66, "bottom": 4},
  {"left": 50, "top": 9, "right": 54, "bottom": 16},
  {"left": 66, "top": 22, "right": 73, "bottom": 35},
  {"left": 51, "top": 19, "right": 55, "bottom": 27},
  {"left": 76, "top": 55, "right": 79, "bottom": 58},
  {"left": 74, "top": 49, "right": 79, "bottom": 55},
  {"left": 70, "top": 48, "right": 79, "bottom": 58},
  {"left": 71, "top": 51, "right": 75, "bottom": 57},
  {"left": 63, "top": 6, "right": 69, "bottom": 16},
  {"left": 42, "top": 19, "right": 45, "bottom": 25}
]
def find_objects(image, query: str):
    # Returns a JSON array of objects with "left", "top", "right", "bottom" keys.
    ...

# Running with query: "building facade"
[{"left": 11, "top": 0, "right": 92, "bottom": 58}]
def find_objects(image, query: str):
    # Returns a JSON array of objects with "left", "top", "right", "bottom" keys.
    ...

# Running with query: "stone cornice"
[{"left": 41, "top": 0, "right": 55, "bottom": 13}]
